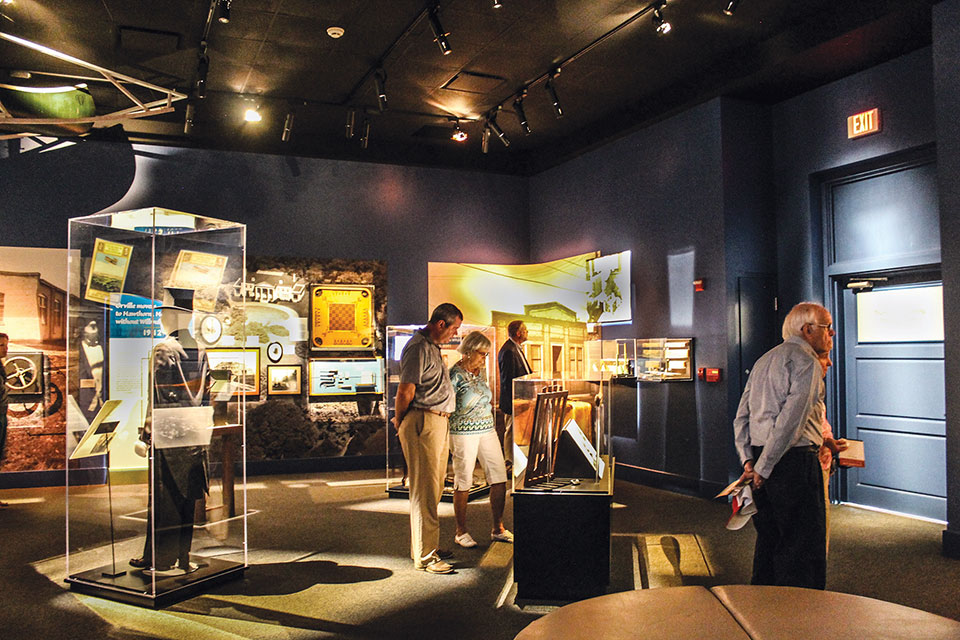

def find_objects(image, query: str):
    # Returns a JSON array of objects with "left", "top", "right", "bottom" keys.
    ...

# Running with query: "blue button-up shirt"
[{"left": 733, "top": 336, "right": 825, "bottom": 479}]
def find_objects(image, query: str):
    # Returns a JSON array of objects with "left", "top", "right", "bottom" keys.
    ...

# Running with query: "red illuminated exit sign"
[{"left": 847, "top": 108, "right": 881, "bottom": 139}]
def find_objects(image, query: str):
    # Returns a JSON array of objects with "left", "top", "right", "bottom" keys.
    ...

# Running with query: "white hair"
[
  {"left": 782, "top": 302, "right": 827, "bottom": 340},
  {"left": 457, "top": 330, "right": 491, "bottom": 355}
]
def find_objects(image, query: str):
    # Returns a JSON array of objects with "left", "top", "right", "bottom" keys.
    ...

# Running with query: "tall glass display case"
[
  {"left": 65, "top": 208, "right": 247, "bottom": 608},
  {"left": 385, "top": 323, "right": 496, "bottom": 499},
  {"left": 511, "top": 373, "right": 614, "bottom": 600}
]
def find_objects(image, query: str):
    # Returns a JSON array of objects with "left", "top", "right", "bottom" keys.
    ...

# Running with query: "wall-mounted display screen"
[{"left": 308, "top": 358, "right": 383, "bottom": 397}]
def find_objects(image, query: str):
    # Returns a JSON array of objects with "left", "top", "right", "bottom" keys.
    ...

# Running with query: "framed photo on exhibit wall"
[
  {"left": 206, "top": 348, "right": 261, "bottom": 397},
  {"left": 267, "top": 365, "right": 301, "bottom": 395},
  {"left": 309, "top": 285, "right": 375, "bottom": 350},
  {"left": 308, "top": 358, "right": 383, "bottom": 397},
  {"left": 85, "top": 238, "right": 133, "bottom": 304}
]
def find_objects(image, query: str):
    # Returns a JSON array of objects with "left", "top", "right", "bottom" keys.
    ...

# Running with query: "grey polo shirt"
[
  {"left": 399, "top": 329, "right": 455, "bottom": 414},
  {"left": 733, "top": 336, "right": 825, "bottom": 479}
]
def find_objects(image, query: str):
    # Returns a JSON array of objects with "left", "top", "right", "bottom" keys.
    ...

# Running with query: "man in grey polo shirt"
[
  {"left": 394, "top": 303, "right": 463, "bottom": 573},
  {"left": 733, "top": 302, "right": 835, "bottom": 589}
]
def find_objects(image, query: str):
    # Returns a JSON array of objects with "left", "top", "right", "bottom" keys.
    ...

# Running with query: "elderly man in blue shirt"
[{"left": 734, "top": 302, "right": 836, "bottom": 589}]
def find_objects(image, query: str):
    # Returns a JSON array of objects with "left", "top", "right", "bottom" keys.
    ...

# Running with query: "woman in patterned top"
[{"left": 449, "top": 331, "right": 513, "bottom": 548}]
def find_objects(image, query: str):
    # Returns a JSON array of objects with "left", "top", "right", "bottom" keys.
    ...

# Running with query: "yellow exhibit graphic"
[
  {"left": 84, "top": 238, "right": 133, "bottom": 304},
  {"left": 310, "top": 285, "right": 375, "bottom": 350}
]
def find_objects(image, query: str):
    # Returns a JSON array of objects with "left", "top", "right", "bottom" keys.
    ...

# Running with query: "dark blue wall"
[
  {"left": 529, "top": 100, "right": 738, "bottom": 490},
  {"left": 771, "top": 46, "right": 937, "bottom": 309},
  {"left": 0, "top": 142, "right": 530, "bottom": 324}
]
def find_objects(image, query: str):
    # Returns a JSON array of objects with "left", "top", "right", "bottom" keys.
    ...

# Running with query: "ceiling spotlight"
[
  {"left": 514, "top": 91, "right": 531, "bottom": 135},
  {"left": 481, "top": 126, "right": 490, "bottom": 154},
  {"left": 244, "top": 105, "right": 261, "bottom": 122},
  {"left": 487, "top": 112, "right": 510, "bottom": 148},
  {"left": 217, "top": 0, "right": 231, "bottom": 24},
  {"left": 360, "top": 119, "right": 371, "bottom": 149},
  {"left": 374, "top": 68, "right": 387, "bottom": 112},
  {"left": 281, "top": 112, "right": 295, "bottom": 142},
  {"left": 427, "top": 5, "right": 452, "bottom": 56},
  {"left": 451, "top": 121, "right": 468, "bottom": 142},
  {"left": 722, "top": 0, "right": 740, "bottom": 15},
  {"left": 546, "top": 72, "right": 564, "bottom": 119},
  {"left": 492, "top": 0, "right": 503, "bottom": 7},
  {"left": 196, "top": 44, "right": 209, "bottom": 99},
  {"left": 327, "top": 26, "right": 345, "bottom": 38},
  {"left": 346, "top": 108, "right": 356, "bottom": 138},
  {"left": 184, "top": 102, "right": 195, "bottom": 135},
  {"left": 652, "top": 4, "right": 671, "bottom": 35}
]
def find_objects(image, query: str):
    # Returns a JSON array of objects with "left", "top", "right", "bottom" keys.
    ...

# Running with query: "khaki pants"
[{"left": 398, "top": 408, "right": 449, "bottom": 566}]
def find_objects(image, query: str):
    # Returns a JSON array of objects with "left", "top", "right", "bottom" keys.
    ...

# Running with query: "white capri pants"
[{"left": 449, "top": 430, "right": 508, "bottom": 491}]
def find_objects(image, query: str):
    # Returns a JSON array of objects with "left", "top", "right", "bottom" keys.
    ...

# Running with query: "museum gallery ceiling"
[{"left": 0, "top": 0, "right": 937, "bottom": 174}]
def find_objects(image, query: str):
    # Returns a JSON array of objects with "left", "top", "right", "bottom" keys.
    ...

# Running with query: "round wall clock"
[
  {"left": 267, "top": 341, "right": 283, "bottom": 363},
  {"left": 199, "top": 314, "right": 223, "bottom": 345}
]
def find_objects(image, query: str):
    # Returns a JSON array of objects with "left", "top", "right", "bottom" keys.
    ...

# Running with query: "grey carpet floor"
[{"left": 1, "top": 469, "right": 958, "bottom": 639}]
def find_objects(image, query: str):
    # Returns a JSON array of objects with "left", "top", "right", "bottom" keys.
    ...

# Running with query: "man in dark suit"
[{"left": 498, "top": 320, "right": 531, "bottom": 468}]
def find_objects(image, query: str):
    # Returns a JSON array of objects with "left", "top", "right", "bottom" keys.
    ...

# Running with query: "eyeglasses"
[{"left": 806, "top": 322, "right": 833, "bottom": 331}]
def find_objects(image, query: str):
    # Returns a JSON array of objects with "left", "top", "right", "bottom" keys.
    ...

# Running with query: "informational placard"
[
  {"left": 308, "top": 358, "right": 382, "bottom": 396},
  {"left": 310, "top": 285, "right": 375, "bottom": 350},
  {"left": 84, "top": 238, "right": 133, "bottom": 304},
  {"left": 169, "top": 249, "right": 228, "bottom": 312}
]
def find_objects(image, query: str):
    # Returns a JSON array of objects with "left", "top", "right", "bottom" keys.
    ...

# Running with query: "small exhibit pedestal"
[{"left": 513, "top": 457, "right": 613, "bottom": 601}]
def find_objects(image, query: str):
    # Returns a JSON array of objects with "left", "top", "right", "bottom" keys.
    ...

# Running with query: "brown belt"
[{"left": 414, "top": 407, "right": 450, "bottom": 418}]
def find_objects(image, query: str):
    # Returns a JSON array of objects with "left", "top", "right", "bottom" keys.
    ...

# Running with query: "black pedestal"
[{"left": 513, "top": 458, "right": 613, "bottom": 601}]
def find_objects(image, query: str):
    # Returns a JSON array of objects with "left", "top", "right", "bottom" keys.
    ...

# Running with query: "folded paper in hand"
[{"left": 726, "top": 483, "right": 758, "bottom": 531}]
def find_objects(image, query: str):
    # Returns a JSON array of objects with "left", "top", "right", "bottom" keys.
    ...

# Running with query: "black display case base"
[
  {"left": 66, "top": 557, "right": 245, "bottom": 608},
  {"left": 513, "top": 457, "right": 613, "bottom": 601},
  {"left": 387, "top": 482, "right": 490, "bottom": 502}
]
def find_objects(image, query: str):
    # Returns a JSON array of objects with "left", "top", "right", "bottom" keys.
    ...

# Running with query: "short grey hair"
[
  {"left": 782, "top": 302, "right": 827, "bottom": 340},
  {"left": 457, "top": 330, "right": 491, "bottom": 355}
]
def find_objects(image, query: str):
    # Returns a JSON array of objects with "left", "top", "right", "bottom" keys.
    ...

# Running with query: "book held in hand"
[{"left": 838, "top": 439, "right": 865, "bottom": 467}]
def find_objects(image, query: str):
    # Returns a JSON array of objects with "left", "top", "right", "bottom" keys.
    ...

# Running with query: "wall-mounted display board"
[
  {"left": 308, "top": 358, "right": 382, "bottom": 397},
  {"left": 310, "top": 285, "right": 375, "bottom": 350}
]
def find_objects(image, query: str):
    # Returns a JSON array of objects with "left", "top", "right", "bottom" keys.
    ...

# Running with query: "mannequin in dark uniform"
[{"left": 130, "top": 288, "right": 211, "bottom": 574}]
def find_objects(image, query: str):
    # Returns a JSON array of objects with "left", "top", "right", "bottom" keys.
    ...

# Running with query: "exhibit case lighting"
[{"left": 65, "top": 207, "right": 248, "bottom": 608}]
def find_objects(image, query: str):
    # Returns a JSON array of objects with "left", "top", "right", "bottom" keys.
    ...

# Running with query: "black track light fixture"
[
  {"left": 546, "top": 70, "right": 563, "bottom": 119},
  {"left": 492, "top": 0, "right": 503, "bottom": 8},
  {"left": 514, "top": 91, "right": 531, "bottom": 135},
  {"left": 723, "top": 0, "right": 741, "bottom": 16},
  {"left": 652, "top": 3, "right": 671, "bottom": 35},
  {"left": 217, "top": 0, "right": 231, "bottom": 24},
  {"left": 487, "top": 111, "right": 510, "bottom": 148},
  {"left": 360, "top": 118, "right": 371, "bottom": 149},
  {"left": 427, "top": 5, "right": 452, "bottom": 56},
  {"left": 481, "top": 126, "right": 490, "bottom": 154},
  {"left": 345, "top": 108, "right": 356, "bottom": 139},
  {"left": 451, "top": 120, "right": 468, "bottom": 142},
  {"left": 196, "top": 42, "right": 209, "bottom": 99},
  {"left": 374, "top": 69, "right": 388, "bottom": 112},
  {"left": 282, "top": 111, "right": 295, "bottom": 142},
  {"left": 184, "top": 102, "right": 195, "bottom": 135}
]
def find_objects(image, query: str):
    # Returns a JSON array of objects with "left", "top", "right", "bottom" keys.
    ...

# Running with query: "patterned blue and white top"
[{"left": 448, "top": 363, "right": 495, "bottom": 435}]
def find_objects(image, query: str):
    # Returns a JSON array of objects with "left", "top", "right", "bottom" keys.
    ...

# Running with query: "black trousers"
[
  {"left": 750, "top": 445, "right": 826, "bottom": 589},
  {"left": 142, "top": 454, "right": 198, "bottom": 569}
]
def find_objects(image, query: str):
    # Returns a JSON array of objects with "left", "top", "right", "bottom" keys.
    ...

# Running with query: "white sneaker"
[
  {"left": 455, "top": 532, "right": 478, "bottom": 548},
  {"left": 491, "top": 529, "right": 514, "bottom": 543}
]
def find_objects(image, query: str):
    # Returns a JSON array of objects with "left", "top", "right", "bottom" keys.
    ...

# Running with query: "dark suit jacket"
[{"left": 498, "top": 338, "right": 530, "bottom": 415}]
